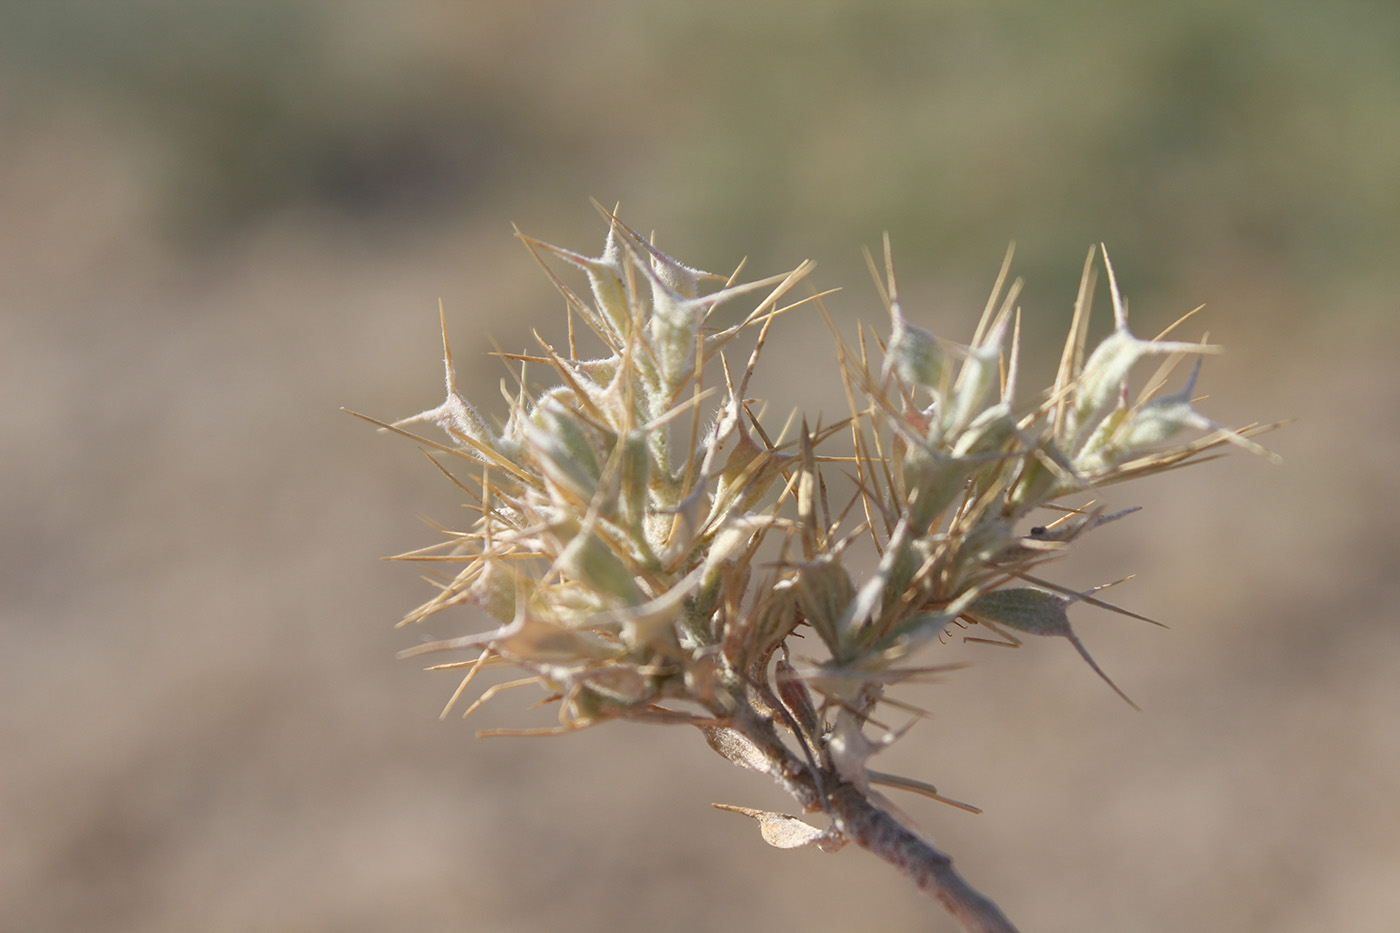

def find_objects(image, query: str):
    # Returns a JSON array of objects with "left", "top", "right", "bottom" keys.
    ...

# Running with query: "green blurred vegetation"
[{"left": 5, "top": 0, "right": 1396, "bottom": 327}]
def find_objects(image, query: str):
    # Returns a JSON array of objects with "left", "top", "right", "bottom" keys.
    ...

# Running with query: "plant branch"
[
  {"left": 724, "top": 709, "right": 1020, "bottom": 933},
  {"left": 825, "top": 781, "right": 1019, "bottom": 933}
]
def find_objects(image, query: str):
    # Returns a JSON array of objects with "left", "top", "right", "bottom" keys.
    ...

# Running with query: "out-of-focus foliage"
[{"left": 4, "top": 0, "right": 1397, "bottom": 307}]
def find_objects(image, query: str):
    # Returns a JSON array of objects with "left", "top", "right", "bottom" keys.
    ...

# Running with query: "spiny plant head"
[{"left": 356, "top": 199, "right": 1279, "bottom": 808}]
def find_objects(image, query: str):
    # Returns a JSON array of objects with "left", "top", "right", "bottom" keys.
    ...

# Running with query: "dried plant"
[{"left": 352, "top": 203, "right": 1280, "bottom": 932}]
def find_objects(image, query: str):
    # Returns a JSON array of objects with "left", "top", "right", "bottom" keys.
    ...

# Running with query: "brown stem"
[
  {"left": 724, "top": 709, "right": 1020, "bottom": 933},
  {"left": 825, "top": 782, "right": 1020, "bottom": 933}
]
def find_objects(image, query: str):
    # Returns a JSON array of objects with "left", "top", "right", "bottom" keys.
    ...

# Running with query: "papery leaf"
[
  {"left": 701, "top": 726, "right": 777, "bottom": 775},
  {"left": 712, "top": 804, "right": 838, "bottom": 850}
]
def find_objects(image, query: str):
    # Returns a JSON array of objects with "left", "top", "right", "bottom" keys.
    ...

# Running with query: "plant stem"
[
  {"left": 726, "top": 709, "right": 1020, "bottom": 933},
  {"left": 825, "top": 782, "right": 1020, "bottom": 933}
]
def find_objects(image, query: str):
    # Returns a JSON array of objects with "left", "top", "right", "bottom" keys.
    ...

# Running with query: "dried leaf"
[
  {"left": 712, "top": 803, "right": 839, "bottom": 850},
  {"left": 701, "top": 726, "right": 776, "bottom": 775}
]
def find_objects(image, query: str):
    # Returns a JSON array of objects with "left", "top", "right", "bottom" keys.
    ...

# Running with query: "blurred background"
[{"left": 3, "top": 2, "right": 1397, "bottom": 931}]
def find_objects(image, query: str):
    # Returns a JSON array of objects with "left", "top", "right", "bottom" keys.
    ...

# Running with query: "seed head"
[{"left": 370, "top": 209, "right": 1279, "bottom": 770}]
